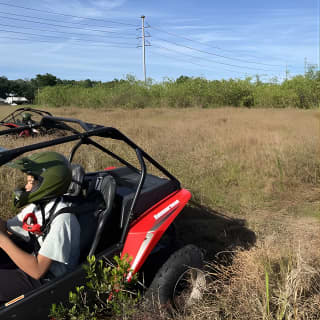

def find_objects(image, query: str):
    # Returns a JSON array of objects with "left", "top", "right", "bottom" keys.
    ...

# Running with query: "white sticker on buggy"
[{"left": 154, "top": 200, "right": 180, "bottom": 220}]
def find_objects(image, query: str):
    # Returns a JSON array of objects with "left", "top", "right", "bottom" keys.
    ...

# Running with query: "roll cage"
[
  {"left": 0, "top": 107, "right": 52, "bottom": 124},
  {"left": 0, "top": 116, "right": 181, "bottom": 250}
]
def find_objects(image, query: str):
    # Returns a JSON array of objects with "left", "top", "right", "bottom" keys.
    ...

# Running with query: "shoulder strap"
[
  {"left": 29, "top": 198, "right": 61, "bottom": 253},
  {"left": 45, "top": 206, "right": 77, "bottom": 228},
  {"left": 41, "top": 198, "right": 66, "bottom": 239}
]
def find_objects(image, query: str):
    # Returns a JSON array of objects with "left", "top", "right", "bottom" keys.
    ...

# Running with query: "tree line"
[
  {"left": 0, "top": 73, "right": 125, "bottom": 101},
  {"left": 2, "top": 68, "right": 320, "bottom": 109}
]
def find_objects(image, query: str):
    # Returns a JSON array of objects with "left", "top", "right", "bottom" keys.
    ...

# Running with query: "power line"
[
  {"left": 0, "top": 35, "right": 136, "bottom": 48},
  {"left": 152, "top": 36, "right": 282, "bottom": 71},
  {"left": 149, "top": 24, "right": 228, "bottom": 51},
  {"left": 0, "top": 10, "right": 137, "bottom": 32},
  {"left": 0, "top": 35, "right": 58, "bottom": 44},
  {"left": 0, "top": 22, "right": 136, "bottom": 40},
  {"left": 152, "top": 41, "right": 273, "bottom": 72},
  {"left": 150, "top": 45, "right": 250, "bottom": 77},
  {"left": 0, "top": 29, "right": 137, "bottom": 46},
  {"left": 1, "top": 36, "right": 137, "bottom": 49},
  {"left": 0, "top": 2, "right": 138, "bottom": 27},
  {"left": 0, "top": 14, "right": 134, "bottom": 35},
  {"left": 152, "top": 45, "right": 245, "bottom": 74},
  {"left": 148, "top": 24, "right": 282, "bottom": 67}
]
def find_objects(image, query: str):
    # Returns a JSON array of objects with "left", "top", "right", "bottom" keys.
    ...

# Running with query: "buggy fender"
[{"left": 121, "top": 188, "right": 191, "bottom": 279}]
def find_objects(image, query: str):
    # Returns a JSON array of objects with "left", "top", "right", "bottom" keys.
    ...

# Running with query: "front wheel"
[{"left": 145, "top": 244, "right": 205, "bottom": 313}]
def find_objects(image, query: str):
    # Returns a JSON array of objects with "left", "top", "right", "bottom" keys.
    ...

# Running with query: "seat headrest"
[{"left": 66, "top": 164, "right": 85, "bottom": 197}]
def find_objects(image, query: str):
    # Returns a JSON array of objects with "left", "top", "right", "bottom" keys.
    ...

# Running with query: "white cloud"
[
  {"left": 91, "top": 0, "right": 127, "bottom": 10},
  {"left": 171, "top": 25, "right": 223, "bottom": 31},
  {"left": 193, "top": 32, "right": 244, "bottom": 43},
  {"left": 40, "top": 0, "right": 129, "bottom": 19}
]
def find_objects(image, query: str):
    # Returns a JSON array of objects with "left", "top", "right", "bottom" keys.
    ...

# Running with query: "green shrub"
[
  {"left": 50, "top": 255, "right": 141, "bottom": 320},
  {"left": 282, "top": 76, "right": 320, "bottom": 108},
  {"left": 254, "top": 84, "right": 300, "bottom": 108},
  {"left": 36, "top": 74, "right": 320, "bottom": 109}
]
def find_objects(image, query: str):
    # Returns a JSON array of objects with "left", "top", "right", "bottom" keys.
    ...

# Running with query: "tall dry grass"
[
  {"left": 0, "top": 106, "right": 319, "bottom": 319},
  {"left": 1, "top": 106, "right": 318, "bottom": 218},
  {"left": 182, "top": 218, "right": 320, "bottom": 320}
]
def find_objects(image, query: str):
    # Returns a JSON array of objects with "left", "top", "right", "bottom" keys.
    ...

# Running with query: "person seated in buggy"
[
  {"left": 21, "top": 112, "right": 35, "bottom": 126},
  {"left": 0, "top": 151, "right": 80, "bottom": 304}
]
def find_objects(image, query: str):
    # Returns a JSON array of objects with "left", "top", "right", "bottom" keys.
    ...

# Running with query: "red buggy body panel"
[{"left": 122, "top": 189, "right": 191, "bottom": 278}]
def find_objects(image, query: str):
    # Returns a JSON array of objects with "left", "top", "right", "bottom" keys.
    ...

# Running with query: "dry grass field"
[{"left": 0, "top": 105, "right": 319, "bottom": 319}]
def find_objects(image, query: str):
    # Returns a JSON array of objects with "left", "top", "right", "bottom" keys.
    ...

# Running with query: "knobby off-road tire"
[{"left": 145, "top": 244, "right": 205, "bottom": 313}]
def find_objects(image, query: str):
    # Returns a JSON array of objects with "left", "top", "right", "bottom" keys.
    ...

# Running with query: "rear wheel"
[{"left": 145, "top": 244, "right": 205, "bottom": 313}]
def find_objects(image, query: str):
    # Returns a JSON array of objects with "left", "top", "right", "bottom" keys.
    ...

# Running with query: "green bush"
[
  {"left": 254, "top": 84, "right": 300, "bottom": 108},
  {"left": 282, "top": 76, "right": 320, "bottom": 108},
  {"left": 50, "top": 255, "right": 141, "bottom": 320},
  {"left": 35, "top": 74, "right": 320, "bottom": 109}
]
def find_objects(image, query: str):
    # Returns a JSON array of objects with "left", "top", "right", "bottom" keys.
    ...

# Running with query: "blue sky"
[{"left": 0, "top": 0, "right": 318, "bottom": 82}]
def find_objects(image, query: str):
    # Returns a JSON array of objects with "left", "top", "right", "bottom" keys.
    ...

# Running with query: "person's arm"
[{"left": 0, "top": 228, "right": 52, "bottom": 280}]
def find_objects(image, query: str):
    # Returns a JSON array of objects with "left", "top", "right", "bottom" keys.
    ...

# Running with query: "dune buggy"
[
  {"left": 0, "top": 116, "right": 204, "bottom": 319},
  {"left": 0, "top": 107, "right": 55, "bottom": 137}
]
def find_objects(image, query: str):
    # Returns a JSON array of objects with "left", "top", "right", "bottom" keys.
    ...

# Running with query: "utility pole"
[
  {"left": 304, "top": 57, "right": 307, "bottom": 75},
  {"left": 141, "top": 15, "right": 146, "bottom": 84},
  {"left": 285, "top": 64, "right": 289, "bottom": 81}
]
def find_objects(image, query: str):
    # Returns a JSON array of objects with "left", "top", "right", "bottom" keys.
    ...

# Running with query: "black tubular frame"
[
  {"left": 0, "top": 107, "right": 53, "bottom": 124},
  {"left": 0, "top": 116, "right": 181, "bottom": 247}
]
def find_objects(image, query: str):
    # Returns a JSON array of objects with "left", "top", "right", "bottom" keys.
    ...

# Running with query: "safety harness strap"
[
  {"left": 29, "top": 197, "right": 64, "bottom": 254},
  {"left": 40, "top": 197, "right": 62, "bottom": 239}
]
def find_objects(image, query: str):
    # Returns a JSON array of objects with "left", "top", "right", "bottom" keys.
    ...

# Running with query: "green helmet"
[
  {"left": 7, "top": 151, "right": 72, "bottom": 208},
  {"left": 22, "top": 112, "right": 32, "bottom": 121}
]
